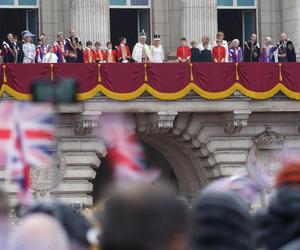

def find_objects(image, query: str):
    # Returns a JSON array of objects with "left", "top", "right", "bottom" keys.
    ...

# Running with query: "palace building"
[
  {"left": 1, "top": 1, "right": 300, "bottom": 209},
  {"left": 1, "top": 0, "right": 300, "bottom": 58}
]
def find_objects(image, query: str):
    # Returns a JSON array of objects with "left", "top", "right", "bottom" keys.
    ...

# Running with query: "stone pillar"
[
  {"left": 257, "top": 0, "right": 282, "bottom": 46},
  {"left": 282, "top": 0, "right": 300, "bottom": 54},
  {"left": 181, "top": 0, "right": 218, "bottom": 44},
  {"left": 71, "top": 0, "right": 110, "bottom": 46}
]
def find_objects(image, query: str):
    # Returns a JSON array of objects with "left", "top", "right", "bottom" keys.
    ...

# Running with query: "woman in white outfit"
[
  {"left": 150, "top": 34, "right": 165, "bottom": 63},
  {"left": 22, "top": 31, "right": 36, "bottom": 64}
]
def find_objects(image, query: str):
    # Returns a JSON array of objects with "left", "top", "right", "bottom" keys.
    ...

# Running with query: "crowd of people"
[
  {"left": 0, "top": 161, "right": 299, "bottom": 250},
  {"left": 0, "top": 29, "right": 297, "bottom": 64}
]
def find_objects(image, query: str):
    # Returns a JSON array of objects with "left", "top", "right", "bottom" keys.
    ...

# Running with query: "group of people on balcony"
[
  {"left": 179, "top": 32, "right": 297, "bottom": 63},
  {"left": 0, "top": 29, "right": 297, "bottom": 64}
]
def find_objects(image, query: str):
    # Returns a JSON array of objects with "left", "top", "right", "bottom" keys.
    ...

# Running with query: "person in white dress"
[
  {"left": 132, "top": 31, "right": 153, "bottom": 63},
  {"left": 150, "top": 34, "right": 165, "bottom": 63},
  {"left": 42, "top": 46, "right": 58, "bottom": 63},
  {"left": 22, "top": 31, "right": 36, "bottom": 64}
]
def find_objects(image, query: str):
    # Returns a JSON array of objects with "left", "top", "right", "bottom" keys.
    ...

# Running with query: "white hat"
[
  {"left": 23, "top": 31, "right": 35, "bottom": 37},
  {"left": 139, "top": 30, "right": 147, "bottom": 39}
]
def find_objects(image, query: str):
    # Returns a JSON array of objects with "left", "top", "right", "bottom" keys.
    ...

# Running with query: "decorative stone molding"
[
  {"left": 254, "top": 126, "right": 285, "bottom": 149},
  {"left": 223, "top": 110, "right": 252, "bottom": 134},
  {"left": 74, "top": 115, "right": 100, "bottom": 135},
  {"left": 31, "top": 151, "right": 67, "bottom": 194},
  {"left": 157, "top": 111, "right": 178, "bottom": 129}
]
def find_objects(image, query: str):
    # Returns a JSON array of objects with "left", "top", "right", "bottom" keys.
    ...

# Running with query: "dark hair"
[
  {"left": 190, "top": 191, "right": 254, "bottom": 250},
  {"left": 86, "top": 41, "right": 93, "bottom": 47},
  {"left": 106, "top": 42, "right": 112, "bottom": 47},
  {"left": 95, "top": 42, "right": 101, "bottom": 47},
  {"left": 119, "top": 37, "right": 126, "bottom": 43},
  {"left": 181, "top": 37, "right": 187, "bottom": 41},
  {"left": 102, "top": 188, "right": 189, "bottom": 250}
]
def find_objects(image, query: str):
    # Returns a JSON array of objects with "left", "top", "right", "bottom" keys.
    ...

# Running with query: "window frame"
[
  {"left": 109, "top": 0, "right": 151, "bottom": 9},
  {"left": 217, "top": 0, "right": 256, "bottom": 9},
  {"left": 0, "top": 0, "right": 38, "bottom": 9}
]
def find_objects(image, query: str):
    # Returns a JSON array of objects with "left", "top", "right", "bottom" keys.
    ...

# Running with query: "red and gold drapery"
[{"left": 1, "top": 63, "right": 300, "bottom": 101}]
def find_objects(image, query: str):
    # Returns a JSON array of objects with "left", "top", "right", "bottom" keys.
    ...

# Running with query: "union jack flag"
[
  {"left": 99, "top": 114, "right": 160, "bottom": 182},
  {"left": 0, "top": 101, "right": 55, "bottom": 204}
]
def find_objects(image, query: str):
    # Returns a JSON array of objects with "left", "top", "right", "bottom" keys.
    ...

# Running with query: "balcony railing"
[{"left": 1, "top": 63, "right": 300, "bottom": 101}]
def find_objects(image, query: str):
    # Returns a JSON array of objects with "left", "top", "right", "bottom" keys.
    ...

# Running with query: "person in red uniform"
[
  {"left": 83, "top": 41, "right": 95, "bottom": 63},
  {"left": 176, "top": 38, "right": 191, "bottom": 63},
  {"left": 115, "top": 37, "right": 134, "bottom": 63},
  {"left": 106, "top": 42, "right": 117, "bottom": 63},
  {"left": 212, "top": 40, "right": 226, "bottom": 63},
  {"left": 94, "top": 42, "right": 106, "bottom": 63}
]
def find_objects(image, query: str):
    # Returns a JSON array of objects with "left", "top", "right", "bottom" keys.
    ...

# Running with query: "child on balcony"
[
  {"left": 83, "top": 41, "right": 95, "bottom": 64},
  {"left": 199, "top": 39, "right": 213, "bottom": 62},
  {"left": 190, "top": 41, "right": 201, "bottom": 63},
  {"left": 212, "top": 40, "right": 226, "bottom": 63},
  {"left": 42, "top": 46, "right": 58, "bottom": 63},
  {"left": 106, "top": 42, "right": 117, "bottom": 63},
  {"left": 176, "top": 38, "right": 191, "bottom": 63},
  {"left": 215, "top": 32, "right": 228, "bottom": 62}
]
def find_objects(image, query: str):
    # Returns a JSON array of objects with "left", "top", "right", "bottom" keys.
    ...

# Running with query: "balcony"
[{"left": 1, "top": 62, "right": 300, "bottom": 114}]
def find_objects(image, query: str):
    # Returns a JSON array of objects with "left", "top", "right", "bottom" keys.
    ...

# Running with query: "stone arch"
[{"left": 139, "top": 134, "right": 205, "bottom": 201}]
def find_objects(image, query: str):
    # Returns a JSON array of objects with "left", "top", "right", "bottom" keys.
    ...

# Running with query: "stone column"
[
  {"left": 257, "top": 0, "right": 282, "bottom": 46},
  {"left": 71, "top": 0, "right": 110, "bottom": 46},
  {"left": 282, "top": 0, "right": 300, "bottom": 54},
  {"left": 181, "top": 0, "right": 218, "bottom": 44}
]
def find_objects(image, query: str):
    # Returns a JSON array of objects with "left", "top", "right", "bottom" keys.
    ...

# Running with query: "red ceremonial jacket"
[
  {"left": 212, "top": 46, "right": 226, "bottom": 63},
  {"left": 106, "top": 49, "right": 117, "bottom": 63},
  {"left": 116, "top": 44, "right": 131, "bottom": 60},
  {"left": 83, "top": 47, "right": 95, "bottom": 63},
  {"left": 93, "top": 48, "right": 106, "bottom": 62},
  {"left": 176, "top": 46, "right": 191, "bottom": 61}
]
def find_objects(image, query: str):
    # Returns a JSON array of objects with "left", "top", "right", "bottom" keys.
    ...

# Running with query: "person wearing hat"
[
  {"left": 116, "top": 37, "right": 134, "bottom": 63},
  {"left": 190, "top": 191, "right": 255, "bottom": 250},
  {"left": 53, "top": 32, "right": 66, "bottom": 63},
  {"left": 150, "top": 33, "right": 165, "bottom": 63},
  {"left": 16, "top": 30, "right": 29, "bottom": 63},
  {"left": 254, "top": 161, "right": 300, "bottom": 250},
  {"left": 132, "top": 31, "right": 153, "bottom": 63},
  {"left": 22, "top": 31, "right": 36, "bottom": 64},
  {"left": 176, "top": 38, "right": 191, "bottom": 63}
]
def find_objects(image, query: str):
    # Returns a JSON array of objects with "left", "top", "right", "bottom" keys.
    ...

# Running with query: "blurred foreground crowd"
[{"left": 0, "top": 161, "right": 300, "bottom": 250}]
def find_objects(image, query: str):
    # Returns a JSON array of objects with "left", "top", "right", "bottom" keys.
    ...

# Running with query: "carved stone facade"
[{"left": 1, "top": 96, "right": 300, "bottom": 207}]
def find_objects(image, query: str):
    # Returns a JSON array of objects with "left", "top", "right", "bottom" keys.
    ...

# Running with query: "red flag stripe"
[
  {"left": 0, "top": 129, "right": 11, "bottom": 139},
  {"left": 24, "top": 130, "right": 54, "bottom": 140}
]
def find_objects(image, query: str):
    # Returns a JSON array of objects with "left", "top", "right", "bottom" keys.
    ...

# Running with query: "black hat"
[
  {"left": 153, "top": 33, "right": 161, "bottom": 41},
  {"left": 190, "top": 191, "right": 255, "bottom": 250}
]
